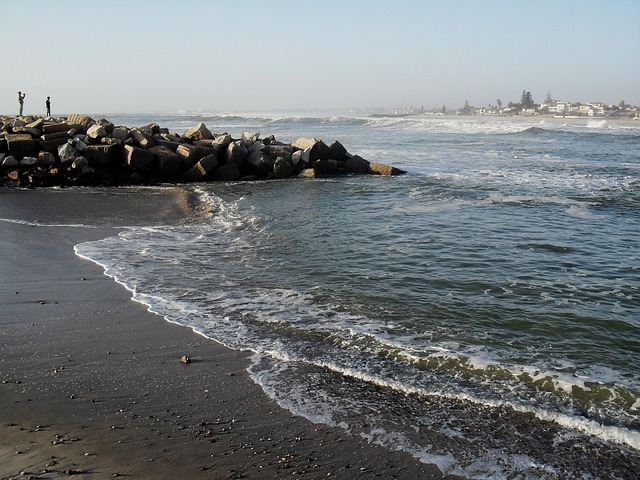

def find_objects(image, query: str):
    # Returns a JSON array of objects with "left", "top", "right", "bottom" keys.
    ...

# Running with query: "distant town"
[{"left": 367, "top": 91, "right": 639, "bottom": 119}]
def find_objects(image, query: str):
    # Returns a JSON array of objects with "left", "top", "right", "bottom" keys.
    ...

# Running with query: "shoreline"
[{"left": 0, "top": 188, "right": 453, "bottom": 479}]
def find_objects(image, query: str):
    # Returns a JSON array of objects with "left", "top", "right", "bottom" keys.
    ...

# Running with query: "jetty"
[{"left": 0, "top": 115, "right": 405, "bottom": 188}]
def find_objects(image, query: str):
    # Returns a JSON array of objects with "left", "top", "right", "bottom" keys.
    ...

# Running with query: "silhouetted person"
[
  {"left": 46, "top": 96, "right": 51, "bottom": 117},
  {"left": 18, "top": 91, "right": 26, "bottom": 115}
]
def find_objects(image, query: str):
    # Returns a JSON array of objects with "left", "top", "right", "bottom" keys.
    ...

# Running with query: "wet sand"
[{"left": 0, "top": 188, "right": 457, "bottom": 479}]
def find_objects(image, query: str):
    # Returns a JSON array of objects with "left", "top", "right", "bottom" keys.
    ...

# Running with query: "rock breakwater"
[{"left": 0, "top": 115, "right": 405, "bottom": 188}]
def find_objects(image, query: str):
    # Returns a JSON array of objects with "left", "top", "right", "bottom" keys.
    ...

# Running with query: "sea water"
[{"left": 74, "top": 113, "right": 639, "bottom": 478}]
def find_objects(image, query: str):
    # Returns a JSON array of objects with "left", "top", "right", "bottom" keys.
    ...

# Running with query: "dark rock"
[
  {"left": 150, "top": 145, "right": 183, "bottom": 179},
  {"left": 111, "top": 126, "right": 129, "bottom": 143},
  {"left": 313, "top": 159, "right": 337, "bottom": 175},
  {"left": 20, "top": 157, "right": 39, "bottom": 167},
  {"left": 58, "top": 143, "right": 78, "bottom": 163},
  {"left": 263, "top": 135, "right": 277, "bottom": 146},
  {"left": 153, "top": 138, "right": 183, "bottom": 152},
  {"left": 211, "top": 161, "right": 241, "bottom": 181},
  {"left": 42, "top": 122, "right": 69, "bottom": 135},
  {"left": 2, "top": 156, "right": 19, "bottom": 168},
  {"left": 84, "top": 144, "right": 116, "bottom": 166},
  {"left": 40, "top": 131, "right": 68, "bottom": 142},
  {"left": 225, "top": 141, "right": 248, "bottom": 167},
  {"left": 180, "top": 154, "right": 218, "bottom": 182},
  {"left": 97, "top": 119, "right": 115, "bottom": 134},
  {"left": 272, "top": 156, "right": 293, "bottom": 178},
  {"left": 268, "top": 145, "right": 293, "bottom": 164},
  {"left": 247, "top": 140, "right": 265, "bottom": 154},
  {"left": 123, "top": 145, "right": 154, "bottom": 172},
  {"left": 38, "top": 151, "right": 56, "bottom": 166},
  {"left": 140, "top": 123, "right": 160, "bottom": 136},
  {"left": 247, "top": 151, "right": 274, "bottom": 177},
  {"left": 176, "top": 144, "right": 216, "bottom": 169},
  {"left": 344, "top": 155, "right": 370, "bottom": 174},
  {"left": 71, "top": 157, "right": 89, "bottom": 170},
  {"left": 329, "top": 140, "right": 349, "bottom": 160},
  {"left": 6, "top": 134, "right": 39, "bottom": 160}
]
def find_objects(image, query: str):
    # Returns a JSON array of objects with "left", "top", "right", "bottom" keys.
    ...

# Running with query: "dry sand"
[{"left": 0, "top": 188, "right": 458, "bottom": 479}]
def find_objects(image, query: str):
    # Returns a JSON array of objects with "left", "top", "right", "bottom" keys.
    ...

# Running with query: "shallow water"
[{"left": 72, "top": 113, "right": 639, "bottom": 478}]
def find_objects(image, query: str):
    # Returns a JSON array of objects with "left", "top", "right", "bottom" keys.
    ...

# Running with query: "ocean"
[{"left": 71, "top": 112, "right": 639, "bottom": 478}]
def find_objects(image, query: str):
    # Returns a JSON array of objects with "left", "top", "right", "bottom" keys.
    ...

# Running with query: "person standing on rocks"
[
  {"left": 17, "top": 91, "right": 26, "bottom": 116},
  {"left": 46, "top": 96, "right": 51, "bottom": 118}
]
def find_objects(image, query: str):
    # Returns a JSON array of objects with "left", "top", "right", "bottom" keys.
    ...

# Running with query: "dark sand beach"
[{"left": 0, "top": 188, "right": 456, "bottom": 479}]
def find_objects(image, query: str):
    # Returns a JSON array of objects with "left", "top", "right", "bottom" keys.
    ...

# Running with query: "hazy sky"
[{"left": 2, "top": 0, "right": 639, "bottom": 115}]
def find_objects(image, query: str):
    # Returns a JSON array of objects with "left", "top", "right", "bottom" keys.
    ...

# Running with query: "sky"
[{"left": 2, "top": 0, "right": 639, "bottom": 115}]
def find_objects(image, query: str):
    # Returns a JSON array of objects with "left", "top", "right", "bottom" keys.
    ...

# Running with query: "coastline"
[{"left": 0, "top": 188, "right": 454, "bottom": 479}]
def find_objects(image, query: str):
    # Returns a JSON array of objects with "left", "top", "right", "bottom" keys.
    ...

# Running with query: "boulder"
[
  {"left": 246, "top": 151, "right": 274, "bottom": 177},
  {"left": 344, "top": 155, "right": 370, "bottom": 174},
  {"left": 154, "top": 138, "right": 183, "bottom": 152},
  {"left": 42, "top": 122, "right": 68, "bottom": 135},
  {"left": 140, "top": 123, "right": 160, "bottom": 136},
  {"left": 111, "top": 126, "right": 129, "bottom": 143},
  {"left": 211, "top": 133, "right": 232, "bottom": 148},
  {"left": 38, "top": 151, "right": 56, "bottom": 166},
  {"left": 86, "top": 124, "right": 107, "bottom": 140},
  {"left": 6, "top": 134, "right": 39, "bottom": 159},
  {"left": 176, "top": 144, "right": 216, "bottom": 168},
  {"left": 71, "top": 157, "right": 89, "bottom": 170},
  {"left": 180, "top": 154, "right": 218, "bottom": 182},
  {"left": 225, "top": 141, "right": 248, "bottom": 167},
  {"left": 268, "top": 145, "right": 293, "bottom": 164},
  {"left": 329, "top": 140, "right": 349, "bottom": 160},
  {"left": 183, "top": 123, "right": 213, "bottom": 142},
  {"left": 291, "top": 150, "right": 304, "bottom": 166},
  {"left": 2, "top": 156, "right": 19, "bottom": 168},
  {"left": 150, "top": 145, "right": 183, "bottom": 179},
  {"left": 313, "top": 159, "right": 337, "bottom": 175},
  {"left": 123, "top": 145, "right": 154, "bottom": 172},
  {"left": 247, "top": 140, "right": 265, "bottom": 154},
  {"left": 241, "top": 131, "right": 260, "bottom": 146},
  {"left": 291, "top": 137, "right": 330, "bottom": 163},
  {"left": 13, "top": 126, "right": 42, "bottom": 137},
  {"left": 66, "top": 114, "right": 96, "bottom": 134},
  {"left": 97, "top": 119, "right": 115, "bottom": 134},
  {"left": 58, "top": 143, "right": 78, "bottom": 163},
  {"left": 20, "top": 157, "right": 39, "bottom": 167},
  {"left": 40, "top": 137, "right": 68, "bottom": 154},
  {"left": 130, "top": 128, "right": 155, "bottom": 149},
  {"left": 272, "top": 156, "right": 293, "bottom": 178},
  {"left": 211, "top": 161, "right": 241, "bottom": 182},
  {"left": 368, "top": 162, "right": 406, "bottom": 176},
  {"left": 41, "top": 131, "right": 68, "bottom": 142},
  {"left": 84, "top": 144, "right": 116, "bottom": 166},
  {"left": 101, "top": 137, "right": 121, "bottom": 146},
  {"left": 298, "top": 168, "right": 317, "bottom": 178},
  {"left": 26, "top": 118, "right": 45, "bottom": 130},
  {"left": 290, "top": 137, "right": 317, "bottom": 150}
]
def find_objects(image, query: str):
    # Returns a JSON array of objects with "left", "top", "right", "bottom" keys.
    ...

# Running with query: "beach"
[
  {"left": 2, "top": 113, "right": 639, "bottom": 479},
  {"left": 0, "top": 188, "right": 453, "bottom": 479}
]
